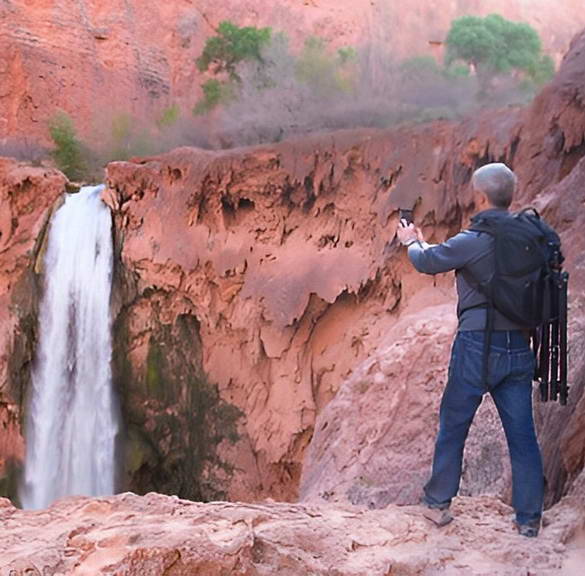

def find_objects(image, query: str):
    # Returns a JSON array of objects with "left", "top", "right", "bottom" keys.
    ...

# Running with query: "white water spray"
[{"left": 21, "top": 185, "right": 119, "bottom": 509}]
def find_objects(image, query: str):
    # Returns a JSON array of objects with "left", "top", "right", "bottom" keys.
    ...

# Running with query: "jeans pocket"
[
  {"left": 513, "top": 350, "right": 536, "bottom": 378},
  {"left": 458, "top": 337, "right": 499, "bottom": 390}
]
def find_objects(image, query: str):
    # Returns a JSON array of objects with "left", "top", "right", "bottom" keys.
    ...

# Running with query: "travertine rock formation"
[
  {"left": 2, "top": 0, "right": 585, "bottom": 145},
  {"left": 0, "top": 491, "right": 583, "bottom": 575}
]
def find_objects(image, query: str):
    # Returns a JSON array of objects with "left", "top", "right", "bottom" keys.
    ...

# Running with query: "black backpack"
[{"left": 466, "top": 209, "right": 569, "bottom": 404}]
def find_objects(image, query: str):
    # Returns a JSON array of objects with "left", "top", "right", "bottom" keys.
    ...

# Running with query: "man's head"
[{"left": 471, "top": 163, "right": 517, "bottom": 210}]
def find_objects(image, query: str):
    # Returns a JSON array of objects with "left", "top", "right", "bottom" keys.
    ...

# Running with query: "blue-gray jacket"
[{"left": 407, "top": 209, "right": 523, "bottom": 331}]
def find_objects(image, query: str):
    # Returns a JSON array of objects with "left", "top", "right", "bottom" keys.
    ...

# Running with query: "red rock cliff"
[{"left": 1, "top": 0, "right": 585, "bottom": 146}]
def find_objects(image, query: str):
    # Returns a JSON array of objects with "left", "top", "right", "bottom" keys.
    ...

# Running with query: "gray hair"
[{"left": 471, "top": 163, "right": 517, "bottom": 209}]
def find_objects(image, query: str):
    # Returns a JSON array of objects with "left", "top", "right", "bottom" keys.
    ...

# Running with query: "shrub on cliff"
[
  {"left": 194, "top": 21, "right": 272, "bottom": 114},
  {"left": 446, "top": 14, "right": 554, "bottom": 93},
  {"left": 193, "top": 79, "right": 235, "bottom": 115},
  {"left": 157, "top": 104, "right": 181, "bottom": 129},
  {"left": 48, "top": 112, "right": 88, "bottom": 181}
]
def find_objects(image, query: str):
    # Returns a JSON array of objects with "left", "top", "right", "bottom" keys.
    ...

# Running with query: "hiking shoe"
[
  {"left": 422, "top": 506, "right": 453, "bottom": 527},
  {"left": 516, "top": 522, "right": 540, "bottom": 538}
]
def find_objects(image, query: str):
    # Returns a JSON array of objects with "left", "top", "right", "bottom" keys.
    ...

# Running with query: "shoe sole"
[{"left": 422, "top": 507, "right": 454, "bottom": 527}]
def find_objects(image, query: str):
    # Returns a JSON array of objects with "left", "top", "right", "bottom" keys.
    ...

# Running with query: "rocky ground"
[{"left": 0, "top": 491, "right": 583, "bottom": 575}]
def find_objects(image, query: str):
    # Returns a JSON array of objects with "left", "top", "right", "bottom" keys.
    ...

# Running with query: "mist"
[{"left": 192, "top": 35, "right": 537, "bottom": 149}]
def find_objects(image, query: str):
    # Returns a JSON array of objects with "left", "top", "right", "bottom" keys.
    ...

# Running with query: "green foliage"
[
  {"left": 157, "top": 104, "right": 180, "bottom": 129},
  {"left": 193, "top": 79, "right": 235, "bottom": 115},
  {"left": 48, "top": 111, "right": 88, "bottom": 181},
  {"left": 337, "top": 46, "right": 357, "bottom": 65},
  {"left": 296, "top": 36, "right": 356, "bottom": 96},
  {"left": 196, "top": 21, "right": 272, "bottom": 81},
  {"left": 446, "top": 14, "right": 550, "bottom": 91},
  {"left": 527, "top": 54, "right": 555, "bottom": 86},
  {"left": 445, "top": 62, "right": 471, "bottom": 78},
  {"left": 194, "top": 22, "right": 271, "bottom": 115}
]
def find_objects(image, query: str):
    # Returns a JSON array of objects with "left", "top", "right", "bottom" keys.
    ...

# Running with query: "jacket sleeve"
[{"left": 407, "top": 231, "right": 477, "bottom": 275}]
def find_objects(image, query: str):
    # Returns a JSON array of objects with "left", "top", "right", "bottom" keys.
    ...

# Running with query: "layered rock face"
[
  {"left": 0, "top": 159, "right": 66, "bottom": 497},
  {"left": 2, "top": 0, "right": 585, "bottom": 145},
  {"left": 1, "top": 491, "right": 583, "bottom": 575}
]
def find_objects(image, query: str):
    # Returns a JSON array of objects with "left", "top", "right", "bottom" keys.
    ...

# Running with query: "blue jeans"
[{"left": 423, "top": 330, "right": 544, "bottom": 526}]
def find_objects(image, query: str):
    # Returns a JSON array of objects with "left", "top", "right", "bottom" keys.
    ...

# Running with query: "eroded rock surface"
[
  {"left": 103, "top": 118, "right": 511, "bottom": 501},
  {"left": 300, "top": 303, "right": 513, "bottom": 507},
  {"left": 0, "top": 491, "right": 583, "bottom": 575}
]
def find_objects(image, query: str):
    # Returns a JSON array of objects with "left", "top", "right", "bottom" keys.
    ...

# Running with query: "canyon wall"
[
  {"left": 0, "top": 13, "right": 583, "bottom": 514},
  {"left": 2, "top": 0, "right": 585, "bottom": 147},
  {"left": 101, "top": 119, "right": 504, "bottom": 501}
]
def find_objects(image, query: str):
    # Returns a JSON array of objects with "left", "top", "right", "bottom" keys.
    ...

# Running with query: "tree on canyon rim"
[
  {"left": 446, "top": 14, "right": 555, "bottom": 96},
  {"left": 48, "top": 111, "right": 89, "bottom": 181}
]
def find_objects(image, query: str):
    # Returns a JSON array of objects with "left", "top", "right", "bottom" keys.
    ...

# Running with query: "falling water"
[{"left": 20, "top": 185, "right": 119, "bottom": 509}]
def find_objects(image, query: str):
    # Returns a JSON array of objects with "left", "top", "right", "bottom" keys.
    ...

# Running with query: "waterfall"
[{"left": 20, "top": 185, "right": 119, "bottom": 509}]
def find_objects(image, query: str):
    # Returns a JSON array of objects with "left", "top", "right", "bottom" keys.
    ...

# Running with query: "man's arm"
[{"left": 406, "top": 231, "right": 476, "bottom": 275}]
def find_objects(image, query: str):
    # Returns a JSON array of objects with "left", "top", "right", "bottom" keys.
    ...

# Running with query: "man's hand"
[{"left": 397, "top": 219, "right": 424, "bottom": 246}]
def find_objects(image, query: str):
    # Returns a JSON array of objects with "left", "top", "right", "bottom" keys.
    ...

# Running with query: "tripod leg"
[
  {"left": 540, "top": 322, "right": 550, "bottom": 402},
  {"left": 559, "top": 272, "right": 569, "bottom": 405}
]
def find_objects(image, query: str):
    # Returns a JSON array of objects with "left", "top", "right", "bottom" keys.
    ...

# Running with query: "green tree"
[
  {"left": 196, "top": 21, "right": 272, "bottom": 82},
  {"left": 446, "top": 14, "right": 551, "bottom": 93},
  {"left": 193, "top": 79, "right": 235, "bottom": 116},
  {"left": 527, "top": 54, "right": 555, "bottom": 86},
  {"left": 195, "top": 21, "right": 272, "bottom": 114},
  {"left": 48, "top": 111, "right": 88, "bottom": 181}
]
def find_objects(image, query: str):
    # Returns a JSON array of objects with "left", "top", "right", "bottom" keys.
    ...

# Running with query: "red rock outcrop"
[
  {"left": 0, "top": 158, "right": 66, "bottom": 496},
  {"left": 1, "top": 491, "right": 584, "bottom": 575},
  {"left": 299, "top": 304, "right": 516, "bottom": 507},
  {"left": 0, "top": 15, "right": 583, "bottom": 576},
  {"left": 2, "top": 0, "right": 585, "bottom": 146}
]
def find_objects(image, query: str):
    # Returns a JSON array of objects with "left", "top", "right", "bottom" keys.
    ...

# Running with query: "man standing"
[{"left": 397, "top": 163, "right": 544, "bottom": 537}]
